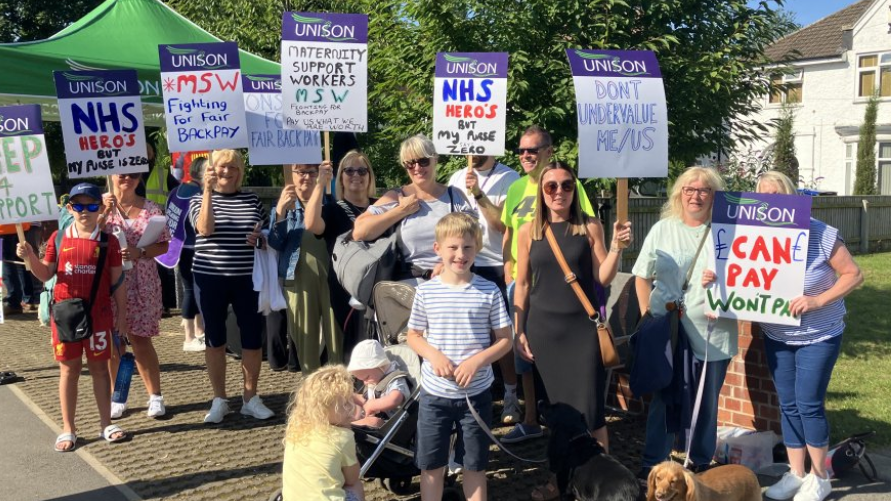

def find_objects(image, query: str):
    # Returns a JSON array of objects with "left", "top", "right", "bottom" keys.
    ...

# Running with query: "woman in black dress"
[
  {"left": 305, "top": 150, "right": 378, "bottom": 357},
  {"left": 513, "top": 162, "right": 631, "bottom": 500}
]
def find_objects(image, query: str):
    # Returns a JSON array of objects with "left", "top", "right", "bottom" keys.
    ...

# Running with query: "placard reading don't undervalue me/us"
[
  {"left": 566, "top": 49, "right": 668, "bottom": 179},
  {"left": 159, "top": 42, "right": 249, "bottom": 152},
  {"left": 0, "top": 104, "right": 57, "bottom": 224},
  {"left": 53, "top": 70, "right": 149, "bottom": 178},
  {"left": 708, "top": 191, "right": 812, "bottom": 326},
  {"left": 243, "top": 74, "right": 322, "bottom": 166},
  {"left": 281, "top": 12, "right": 368, "bottom": 132},
  {"left": 432, "top": 52, "right": 508, "bottom": 156}
]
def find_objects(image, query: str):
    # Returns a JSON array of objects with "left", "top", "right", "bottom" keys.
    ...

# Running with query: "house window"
[
  {"left": 769, "top": 71, "right": 803, "bottom": 104},
  {"left": 880, "top": 142, "right": 891, "bottom": 195},
  {"left": 857, "top": 53, "right": 891, "bottom": 97},
  {"left": 845, "top": 144, "right": 856, "bottom": 194}
]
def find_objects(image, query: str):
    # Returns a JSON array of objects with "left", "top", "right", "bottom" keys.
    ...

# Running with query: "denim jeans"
[
  {"left": 642, "top": 358, "right": 730, "bottom": 468},
  {"left": 764, "top": 335, "right": 841, "bottom": 448}
]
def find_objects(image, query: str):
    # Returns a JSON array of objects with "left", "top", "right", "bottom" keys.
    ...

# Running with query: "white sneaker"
[
  {"left": 147, "top": 395, "right": 166, "bottom": 418},
  {"left": 183, "top": 338, "right": 206, "bottom": 352},
  {"left": 240, "top": 395, "right": 274, "bottom": 420},
  {"left": 110, "top": 402, "right": 127, "bottom": 419},
  {"left": 448, "top": 448, "right": 463, "bottom": 475},
  {"left": 766, "top": 471, "right": 805, "bottom": 500},
  {"left": 204, "top": 397, "right": 231, "bottom": 424},
  {"left": 501, "top": 392, "right": 521, "bottom": 425},
  {"left": 793, "top": 473, "right": 831, "bottom": 501}
]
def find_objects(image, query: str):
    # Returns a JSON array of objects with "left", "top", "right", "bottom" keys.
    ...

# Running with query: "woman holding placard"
[
  {"left": 304, "top": 150, "right": 378, "bottom": 356},
  {"left": 190, "top": 149, "right": 274, "bottom": 424},
  {"left": 742, "top": 171, "right": 861, "bottom": 501},
  {"left": 631, "top": 166, "right": 737, "bottom": 479},
  {"left": 352, "top": 134, "right": 475, "bottom": 285},
  {"left": 102, "top": 172, "right": 170, "bottom": 419}
]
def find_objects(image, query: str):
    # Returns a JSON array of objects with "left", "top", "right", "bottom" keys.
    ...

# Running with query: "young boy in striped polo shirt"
[{"left": 406, "top": 213, "right": 512, "bottom": 501}]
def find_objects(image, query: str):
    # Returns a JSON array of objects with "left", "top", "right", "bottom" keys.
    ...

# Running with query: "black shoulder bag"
[{"left": 53, "top": 233, "right": 109, "bottom": 343}]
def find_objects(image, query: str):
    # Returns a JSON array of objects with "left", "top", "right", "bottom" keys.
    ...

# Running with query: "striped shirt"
[
  {"left": 407, "top": 275, "right": 511, "bottom": 398},
  {"left": 188, "top": 191, "right": 267, "bottom": 277},
  {"left": 760, "top": 218, "right": 847, "bottom": 345}
]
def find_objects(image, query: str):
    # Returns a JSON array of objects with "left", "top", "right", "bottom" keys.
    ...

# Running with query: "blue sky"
[{"left": 768, "top": 0, "right": 862, "bottom": 27}]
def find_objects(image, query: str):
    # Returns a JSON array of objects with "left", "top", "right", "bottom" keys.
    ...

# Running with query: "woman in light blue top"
[{"left": 752, "top": 171, "right": 863, "bottom": 501}]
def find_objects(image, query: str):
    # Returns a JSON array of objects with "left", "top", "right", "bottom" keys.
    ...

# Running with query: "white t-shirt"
[{"left": 448, "top": 163, "right": 520, "bottom": 267}]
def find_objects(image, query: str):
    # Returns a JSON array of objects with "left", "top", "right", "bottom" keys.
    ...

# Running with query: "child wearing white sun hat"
[{"left": 348, "top": 340, "right": 411, "bottom": 428}]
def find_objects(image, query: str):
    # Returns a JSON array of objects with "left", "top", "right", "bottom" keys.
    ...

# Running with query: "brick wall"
[{"left": 607, "top": 321, "right": 782, "bottom": 434}]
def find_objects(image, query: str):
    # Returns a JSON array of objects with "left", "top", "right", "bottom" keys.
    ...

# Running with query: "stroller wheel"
[
  {"left": 267, "top": 488, "right": 282, "bottom": 501},
  {"left": 383, "top": 476, "right": 414, "bottom": 495}
]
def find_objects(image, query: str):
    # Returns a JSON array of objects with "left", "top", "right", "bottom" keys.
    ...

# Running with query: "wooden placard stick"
[
  {"left": 15, "top": 224, "right": 31, "bottom": 271},
  {"left": 324, "top": 131, "right": 332, "bottom": 195},
  {"left": 616, "top": 178, "right": 629, "bottom": 249}
]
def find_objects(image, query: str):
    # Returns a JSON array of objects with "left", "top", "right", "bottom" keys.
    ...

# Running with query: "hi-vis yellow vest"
[{"left": 145, "top": 164, "right": 168, "bottom": 206}]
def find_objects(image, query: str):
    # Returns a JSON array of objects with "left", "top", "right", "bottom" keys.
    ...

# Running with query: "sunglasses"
[
  {"left": 403, "top": 157, "right": 432, "bottom": 169},
  {"left": 116, "top": 173, "right": 141, "bottom": 179},
  {"left": 543, "top": 180, "right": 575, "bottom": 196},
  {"left": 343, "top": 167, "right": 369, "bottom": 177},
  {"left": 514, "top": 146, "right": 548, "bottom": 155},
  {"left": 70, "top": 203, "right": 101, "bottom": 213}
]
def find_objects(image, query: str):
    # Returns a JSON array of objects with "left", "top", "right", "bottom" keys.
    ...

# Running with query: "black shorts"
[{"left": 194, "top": 273, "right": 262, "bottom": 350}]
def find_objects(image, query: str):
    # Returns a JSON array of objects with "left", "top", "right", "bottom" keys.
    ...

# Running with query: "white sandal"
[
  {"left": 54, "top": 432, "right": 77, "bottom": 452},
  {"left": 102, "top": 424, "right": 127, "bottom": 443}
]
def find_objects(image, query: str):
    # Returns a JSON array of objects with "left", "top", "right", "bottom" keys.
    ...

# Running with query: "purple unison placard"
[
  {"left": 242, "top": 74, "right": 322, "bottom": 165},
  {"left": 434, "top": 52, "right": 509, "bottom": 78},
  {"left": 281, "top": 12, "right": 368, "bottom": 43},
  {"left": 159, "top": 42, "right": 241, "bottom": 73},
  {"left": 566, "top": 49, "right": 663, "bottom": 78},
  {"left": 53, "top": 70, "right": 140, "bottom": 99},
  {"left": 0, "top": 104, "right": 44, "bottom": 137},
  {"left": 242, "top": 74, "right": 282, "bottom": 93},
  {"left": 712, "top": 191, "right": 812, "bottom": 229},
  {"left": 156, "top": 184, "right": 198, "bottom": 268}
]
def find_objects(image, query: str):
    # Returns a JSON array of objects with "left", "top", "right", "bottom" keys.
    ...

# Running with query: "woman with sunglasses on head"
[
  {"left": 102, "top": 171, "right": 170, "bottom": 419},
  {"left": 631, "top": 166, "right": 737, "bottom": 480},
  {"left": 512, "top": 161, "right": 631, "bottom": 501},
  {"left": 303, "top": 150, "right": 378, "bottom": 356},
  {"left": 269, "top": 162, "right": 343, "bottom": 373},
  {"left": 353, "top": 134, "right": 475, "bottom": 285}
]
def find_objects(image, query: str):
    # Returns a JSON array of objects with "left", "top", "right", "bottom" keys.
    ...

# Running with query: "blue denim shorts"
[
  {"left": 506, "top": 281, "right": 534, "bottom": 374},
  {"left": 415, "top": 389, "right": 492, "bottom": 472}
]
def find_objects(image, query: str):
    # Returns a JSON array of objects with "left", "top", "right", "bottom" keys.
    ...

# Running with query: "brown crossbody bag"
[{"left": 543, "top": 223, "right": 621, "bottom": 368}]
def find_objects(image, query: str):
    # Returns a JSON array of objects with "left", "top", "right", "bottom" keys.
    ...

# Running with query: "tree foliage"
[
  {"left": 771, "top": 103, "right": 797, "bottom": 183},
  {"left": 854, "top": 94, "right": 879, "bottom": 196},
  {"left": 0, "top": 0, "right": 102, "bottom": 42}
]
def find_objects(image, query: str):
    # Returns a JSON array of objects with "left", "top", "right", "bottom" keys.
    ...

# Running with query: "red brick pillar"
[{"left": 717, "top": 322, "right": 782, "bottom": 433}]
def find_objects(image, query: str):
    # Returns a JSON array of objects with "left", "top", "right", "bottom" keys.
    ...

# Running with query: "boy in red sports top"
[{"left": 18, "top": 183, "right": 129, "bottom": 452}]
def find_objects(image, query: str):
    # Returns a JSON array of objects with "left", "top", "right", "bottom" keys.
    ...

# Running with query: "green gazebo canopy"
[{"left": 0, "top": 0, "right": 280, "bottom": 126}]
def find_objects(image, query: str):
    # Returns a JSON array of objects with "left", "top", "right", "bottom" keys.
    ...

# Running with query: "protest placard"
[
  {"left": 159, "top": 42, "right": 249, "bottom": 152},
  {"left": 708, "top": 191, "right": 812, "bottom": 326},
  {"left": 565, "top": 49, "right": 668, "bottom": 179},
  {"left": 243, "top": 74, "right": 322, "bottom": 165},
  {"left": 281, "top": 12, "right": 368, "bottom": 133},
  {"left": 53, "top": 70, "right": 149, "bottom": 178},
  {"left": 0, "top": 104, "right": 57, "bottom": 225},
  {"left": 432, "top": 52, "right": 508, "bottom": 156}
]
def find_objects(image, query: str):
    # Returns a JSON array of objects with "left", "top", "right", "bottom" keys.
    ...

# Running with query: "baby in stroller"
[{"left": 349, "top": 340, "right": 412, "bottom": 428}]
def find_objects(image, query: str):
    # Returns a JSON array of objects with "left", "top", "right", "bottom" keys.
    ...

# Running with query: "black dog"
[{"left": 542, "top": 402, "right": 640, "bottom": 501}]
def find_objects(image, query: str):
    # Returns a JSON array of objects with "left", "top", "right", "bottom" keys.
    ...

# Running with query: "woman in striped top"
[
  {"left": 755, "top": 171, "right": 863, "bottom": 501},
  {"left": 189, "top": 149, "right": 275, "bottom": 424}
]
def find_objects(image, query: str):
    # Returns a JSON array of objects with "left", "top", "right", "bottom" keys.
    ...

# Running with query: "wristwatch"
[{"left": 473, "top": 191, "right": 484, "bottom": 200}]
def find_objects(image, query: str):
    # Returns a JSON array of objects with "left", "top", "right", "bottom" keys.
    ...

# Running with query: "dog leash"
[
  {"left": 465, "top": 391, "right": 547, "bottom": 464},
  {"left": 683, "top": 317, "right": 715, "bottom": 469}
]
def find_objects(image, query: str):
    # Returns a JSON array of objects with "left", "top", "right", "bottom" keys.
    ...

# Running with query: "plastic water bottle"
[
  {"left": 112, "top": 352, "right": 135, "bottom": 404},
  {"left": 112, "top": 226, "right": 132, "bottom": 271}
]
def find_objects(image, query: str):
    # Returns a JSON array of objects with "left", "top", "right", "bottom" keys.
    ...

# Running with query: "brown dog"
[{"left": 646, "top": 461, "right": 761, "bottom": 501}]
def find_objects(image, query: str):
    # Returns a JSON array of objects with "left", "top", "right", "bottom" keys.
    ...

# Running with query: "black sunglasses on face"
[
  {"left": 70, "top": 203, "right": 101, "bottom": 213},
  {"left": 514, "top": 146, "right": 548, "bottom": 155},
  {"left": 403, "top": 157, "right": 432, "bottom": 169},
  {"left": 343, "top": 167, "right": 369, "bottom": 177},
  {"left": 117, "top": 173, "right": 141, "bottom": 179},
  {"left": 543, "top": 180, "right": 575, "bottom": 196}
]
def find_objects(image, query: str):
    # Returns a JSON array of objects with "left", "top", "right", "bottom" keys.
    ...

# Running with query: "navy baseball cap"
[{"left": 68, "top": 183, "right": 102, "bottom": 201}]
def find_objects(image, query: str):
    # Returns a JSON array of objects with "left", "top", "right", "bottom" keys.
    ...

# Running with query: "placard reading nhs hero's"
[
  {"left": 159, "top": 42, "right": 248, "bottom": 152},
  {"left": 432, "top": 53, "right": 508, "bottom": 156},
  {"left": 281, "top": 12, "right": 368, "bottom": 132},
  {"left": 566, "top": 50, "right": 668, "bottom": 179},
  {"left": 708, "top": 192, "right": 812, "bottom": 326},
  {"left": 53, "top": 70, "right": 148, "bottom": 178},
  {"left": 243, "top": 74, "right": 322, "bottom": 165},
  {"left": 0, "top": 105, "right": 57, "bottom": 224}
]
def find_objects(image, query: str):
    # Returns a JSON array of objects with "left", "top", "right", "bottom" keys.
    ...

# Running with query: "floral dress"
[{"left": 105, "top": 200, "right": 170, "bottom": 337}]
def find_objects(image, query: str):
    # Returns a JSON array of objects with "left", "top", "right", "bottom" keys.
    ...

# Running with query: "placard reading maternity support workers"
[
  {"left": 53, "top": 70, "right": 148, "bottom": 178},
  {"left": 708, "top": 192, "right": 812, "bottom": 326},
  {"left": 281, "top": 12, "right": 368, "bottom": 132},
  {"left": 159, "top": 42, "right": 249, "bottom": 152},
  {"left": 566, "top": 50, "right": 667, "bottom": 179},
  {"left": 432, "top": 52, "right": 508, "bottom": 156},
  {"left": 243, "top": 74, "right": 322, "bottom": 165},
  {"left": 0, "top": 104, "right": 57, "bottom": 224}
]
